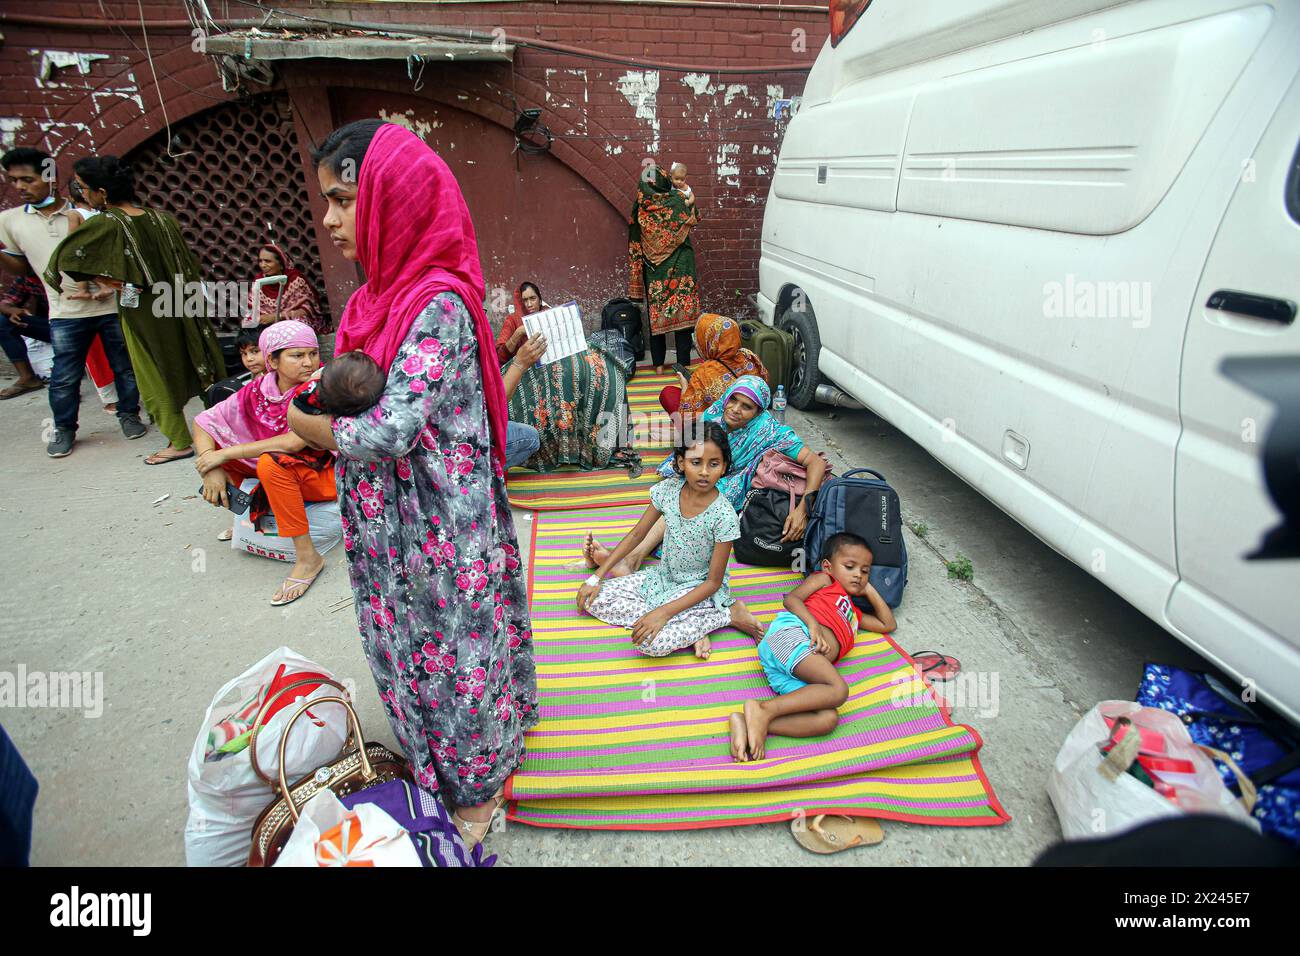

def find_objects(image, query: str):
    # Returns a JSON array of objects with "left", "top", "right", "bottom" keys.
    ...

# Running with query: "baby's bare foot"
[
  {"left": 694, "top": 636, "right": 712, "bottom": 660},
  {"left": 728, "top": 712, "right": 749, "bottom": 762}
]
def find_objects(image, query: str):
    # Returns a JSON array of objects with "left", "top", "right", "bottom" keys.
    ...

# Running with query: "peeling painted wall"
[{"left": 3, "top": 2, "right": 828, "bottom": 322}]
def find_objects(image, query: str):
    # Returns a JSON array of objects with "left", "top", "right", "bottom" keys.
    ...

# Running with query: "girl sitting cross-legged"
[{"left": 576, "top": 422, "right": 764, "bottom": 660}]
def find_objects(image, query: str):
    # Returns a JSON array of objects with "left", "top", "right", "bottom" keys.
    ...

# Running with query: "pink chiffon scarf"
[{"left": 333, "top": 123, "right": 508, "bottom": 469}]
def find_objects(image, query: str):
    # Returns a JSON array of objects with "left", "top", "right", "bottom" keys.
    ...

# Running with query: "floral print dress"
[{"left": 332, "top": 292, "right": 538, "bottom": 806}]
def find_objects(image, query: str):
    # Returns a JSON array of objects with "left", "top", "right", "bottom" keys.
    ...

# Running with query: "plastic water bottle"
[{"left": 772, "top": 385, "right": 787, "bottom": 423}]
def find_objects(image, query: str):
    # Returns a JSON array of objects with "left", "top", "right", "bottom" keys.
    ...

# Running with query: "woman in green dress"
[{"left": 46, "top": 156, "right": 223, "bottom": 465}]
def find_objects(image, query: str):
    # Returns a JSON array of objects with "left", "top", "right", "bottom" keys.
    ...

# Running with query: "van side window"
[{"left": 1287, "top": 137, "right": 1300, "bottom": 225}]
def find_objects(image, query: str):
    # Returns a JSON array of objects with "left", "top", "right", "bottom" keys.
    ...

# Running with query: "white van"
[{"left": 757, "top": 0, "right": 1300, "bottom": 721}]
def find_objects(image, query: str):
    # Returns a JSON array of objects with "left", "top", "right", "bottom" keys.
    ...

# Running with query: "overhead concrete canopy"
[{"left": 204, "top": 31, "right": 514, "bottom": 63}]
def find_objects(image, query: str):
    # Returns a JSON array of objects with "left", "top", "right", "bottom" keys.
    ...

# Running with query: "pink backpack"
[{"left": 751, "top": 448, "right": 833, "bottom": 508}]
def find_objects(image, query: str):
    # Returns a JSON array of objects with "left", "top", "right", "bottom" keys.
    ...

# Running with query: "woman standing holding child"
[
  {"left": 284, "top": 120, "right": 537, "bottom": 849},
  {"left": 577, "top": 423, "right": 763, "bottom": 660},
  {"left": 629, "top": 163, "right": 700, "bottom": 375}
]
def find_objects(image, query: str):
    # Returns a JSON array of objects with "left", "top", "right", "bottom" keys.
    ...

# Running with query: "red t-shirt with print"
[{"left": 804, "top": 576, "right": 864, "bottom": 659}]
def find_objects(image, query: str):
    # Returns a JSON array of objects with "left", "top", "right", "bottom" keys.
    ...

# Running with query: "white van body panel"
[{"left": 759, "top": 0, "right": 1300, "bottom": 720}]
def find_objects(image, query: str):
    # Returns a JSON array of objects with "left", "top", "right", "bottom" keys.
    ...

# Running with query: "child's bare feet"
[
  {"left": 728, "top": 712, "right": 750, "bottom": 762},
  {"left": 583, "top": 533, "right": 636, "bottom": 577},
  {"left": 729, "top": 601, "right": 764, "bottom": 639},
  {"left": 694, "top": 636, "right": 712, "bottom": 660},
  {"left": 582, "top": 532, "right": 601, "bottom": 568},
  {"left": 742, "top": 699, "right": 770, "bottom": 760}
]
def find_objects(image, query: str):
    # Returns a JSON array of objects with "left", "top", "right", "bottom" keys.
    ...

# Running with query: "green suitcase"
[{"left": 739, "top": 321, "right": 795, "bottom": 392}]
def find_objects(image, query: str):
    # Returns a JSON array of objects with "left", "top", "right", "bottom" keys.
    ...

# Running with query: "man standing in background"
[{"left": 0, "top": 147, "right": 145, "bottom": 457}]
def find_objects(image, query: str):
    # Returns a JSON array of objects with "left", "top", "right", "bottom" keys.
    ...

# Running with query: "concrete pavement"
[{"left": 0, "top": 378, "right": 1208, "bottom": 866}]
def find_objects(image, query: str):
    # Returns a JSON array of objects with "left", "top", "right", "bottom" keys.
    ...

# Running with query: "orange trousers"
[{"left": 223, "top": 455, "right": 337, "bottom": 539}]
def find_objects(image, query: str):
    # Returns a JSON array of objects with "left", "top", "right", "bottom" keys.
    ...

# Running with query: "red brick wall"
[{"left": 0, "top": 2, "right": 829, "bottom": 319}]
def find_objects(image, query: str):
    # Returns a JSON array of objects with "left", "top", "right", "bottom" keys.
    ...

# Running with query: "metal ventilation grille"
[{"left": 125, "top": 94, "right": 327, "bottom": 332}]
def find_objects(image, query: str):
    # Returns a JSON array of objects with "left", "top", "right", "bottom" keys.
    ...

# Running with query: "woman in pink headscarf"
[
  {"left": 191, "top": 320, "right": 335, "bottom": 605},
  {"left": 285, "top": 120, "right": 537, "bottom": 850}
]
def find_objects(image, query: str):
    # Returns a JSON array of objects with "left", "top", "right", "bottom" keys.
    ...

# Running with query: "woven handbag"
[{"left": 247, "top": 679, "right": 411, "bottom": 867}]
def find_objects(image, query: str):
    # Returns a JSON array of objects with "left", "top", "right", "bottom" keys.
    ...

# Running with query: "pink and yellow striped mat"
[
  {"left": 506, "top": 506, "right": 1010, "bottom": 830},
  {"left": 505, "top": 368, "right": 674, "bottom": 511}
]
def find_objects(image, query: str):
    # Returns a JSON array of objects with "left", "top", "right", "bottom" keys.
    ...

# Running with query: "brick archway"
[{"left": 124, "top": 93, "right": 326, "bottom": 332}]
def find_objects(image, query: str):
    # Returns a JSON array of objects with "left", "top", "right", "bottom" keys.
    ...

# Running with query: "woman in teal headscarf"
[{"left": 585, "top": 375, "right": 829, "bottom": 575}]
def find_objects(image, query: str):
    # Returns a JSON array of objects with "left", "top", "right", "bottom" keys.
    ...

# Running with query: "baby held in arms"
[{"left": 294, "top": 351, "right": 386, "bottom": 417}]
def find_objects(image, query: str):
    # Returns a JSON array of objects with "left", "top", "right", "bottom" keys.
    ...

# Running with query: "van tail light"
[{"left": 830, "top": 0, "right": 871, "bottom": 47}]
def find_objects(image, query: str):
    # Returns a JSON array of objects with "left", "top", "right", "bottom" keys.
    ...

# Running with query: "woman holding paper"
[
  {"left": 494, "top": 281, "right": 548, "bottom": 363},
  {"left": 501, "top": 281, "right": 639, "bottom": 473}
]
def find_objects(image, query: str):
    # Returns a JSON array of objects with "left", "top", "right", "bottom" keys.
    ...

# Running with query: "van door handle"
[{"left": 1206, "top": 290, "right": 1296, "bottom": 325}]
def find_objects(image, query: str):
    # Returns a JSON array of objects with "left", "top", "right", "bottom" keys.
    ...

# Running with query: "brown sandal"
[
  {"left": 0, "top": 380, "right": 45, "bottom": 400},
  {"left": 792, "top": 814, "right": 884, "bottom": 854}
]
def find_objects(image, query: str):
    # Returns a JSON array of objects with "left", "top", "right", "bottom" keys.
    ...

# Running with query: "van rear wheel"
[{"left": 779, "top": 302, "right": 823, "bottom": 410}]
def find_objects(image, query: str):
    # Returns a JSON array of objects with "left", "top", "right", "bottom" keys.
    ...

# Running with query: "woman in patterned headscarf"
[
  {"left": 246, "top": 242, "right": 327, "bottom": 334},
  {"left": 628, "top": 165, "right": 700, "bottom": 374},
  {"left": 659, "top": 313, "right": 768, "bottom": 417},
  {"left": 587, "top": 375, "right": 828, "bottom": 581}
]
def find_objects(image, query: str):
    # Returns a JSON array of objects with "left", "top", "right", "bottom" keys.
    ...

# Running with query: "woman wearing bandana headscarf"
[
  {"left": 191, "top": 320, "right": 335, "bottom": 605},
  {"left": 586, "top": 375, "right": 828, "bottom": 591},
  {"left": 285, "top": 121, "right": 537, "bottom": 850}
]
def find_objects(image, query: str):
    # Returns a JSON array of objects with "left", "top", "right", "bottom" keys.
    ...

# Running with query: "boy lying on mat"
[{"left": 730, "top": 532, "right": 896, "bottom": 762}]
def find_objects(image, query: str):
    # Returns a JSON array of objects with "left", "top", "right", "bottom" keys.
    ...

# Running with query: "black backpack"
[
  {"left": 203, "top": 373, "right": 251, "bottom": 409},
  {"left": 734, "top": 488, "right": 803, "bottom": 567},
  {"left": 601, "top": 298, "right": 645, "bottom": 362},
  {"left": 803, "top": 468, "right": 908, "bottom": 608}
]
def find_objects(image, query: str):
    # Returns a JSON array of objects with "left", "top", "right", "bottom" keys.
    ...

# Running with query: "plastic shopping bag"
[
  {"left": 1047, "top": 701, "right": 1258, "bottom": 840},
  {"left": 229, "top": 478, "right": 342, "bottom": 563},
  {"left": 21, "top": 337, "right": 53, "bottom": 379},
  {"left": 273, "top": 791, "right": 422, "bottom": 868},
  {"left": 184, "top": 647, "right": 350, "bottom": 867}
]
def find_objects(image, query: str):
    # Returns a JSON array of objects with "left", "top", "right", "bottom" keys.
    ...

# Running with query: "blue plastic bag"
[{"left": 1137, "top": 663, "right": 1299, "bottom": 847}]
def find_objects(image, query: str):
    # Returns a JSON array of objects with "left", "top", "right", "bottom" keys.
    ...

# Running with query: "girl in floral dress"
[
  {"left": 286, "top": 120, "right": 537, "bottom": 848},
  {"left": 577, "top": 422, "right": 759, "bottom": 660}
]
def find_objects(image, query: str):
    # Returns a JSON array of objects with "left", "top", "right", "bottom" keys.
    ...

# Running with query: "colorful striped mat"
[
  {"left": 506, "top": 506, "right": 1010, "bottom": 830},
  {"left": 506, "top": 366, "right": 676, "bottom": 511}
]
